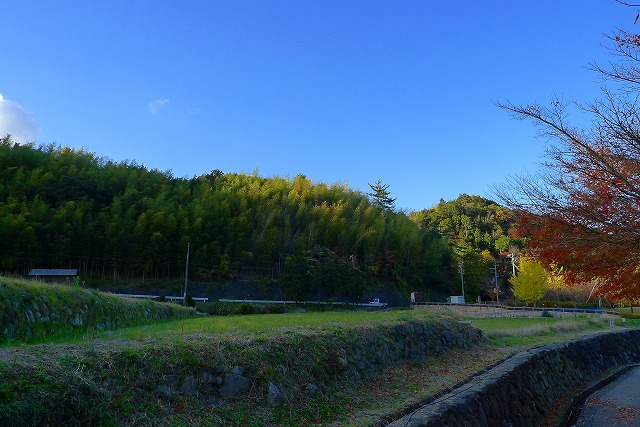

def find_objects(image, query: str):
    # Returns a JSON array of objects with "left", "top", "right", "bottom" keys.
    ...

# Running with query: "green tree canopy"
[
  {"left": 0, "top": 137, "right": 451, "bottom": 300},
  {"left": 411, "top": 195, "right": 523, "bottom": 300}
]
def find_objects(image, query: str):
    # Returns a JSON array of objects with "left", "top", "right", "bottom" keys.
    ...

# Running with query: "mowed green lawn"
[
  {"left": 106, "top": 309, "right": 437, "bottom": 340},
  {"left": 93, "top": 307, "right": 617, "bottom": 349},
  {"left": 11, "top": 303, "right": 623, "bottom": 347}
]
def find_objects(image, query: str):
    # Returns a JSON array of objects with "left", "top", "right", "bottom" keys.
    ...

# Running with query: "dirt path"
[{"left": 328, "top": 344, "right": 516, "bottom": 427}]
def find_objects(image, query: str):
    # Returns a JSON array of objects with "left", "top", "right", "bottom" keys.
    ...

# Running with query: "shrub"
[
  {"left": 196, "top": 301, "right": 287, "bottom": 316},
  {"left": 236, "top": 302, "right": 256, "bottom": 315},
  {"left": 616, "top": 312, "right": 640, "bottom": 320},
  {"left": 185, "top": 295, "right": 196, "bottom": 308}
]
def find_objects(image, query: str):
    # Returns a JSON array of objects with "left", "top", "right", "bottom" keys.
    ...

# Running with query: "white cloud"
[
  {"left": 148, "top": 98, "right": 170, "bottom": 114},
  {"left": 0, "top": 93, "right": 40, "bottom": 143}
]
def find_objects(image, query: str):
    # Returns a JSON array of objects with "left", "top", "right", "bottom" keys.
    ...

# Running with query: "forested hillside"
[
  {"left": 411, "top": 195, "right": 525, "bottom": 299},
  {"left": 0, "top": 136, "right": 455, "bottom": 300},
  {"left": 0, "top": 136, "right": 523, "bottom": 301}
]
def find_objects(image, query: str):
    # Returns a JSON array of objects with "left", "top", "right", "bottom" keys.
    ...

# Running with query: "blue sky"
[{"left": 0, "top": 1, "right": 634, "bottom": 211}]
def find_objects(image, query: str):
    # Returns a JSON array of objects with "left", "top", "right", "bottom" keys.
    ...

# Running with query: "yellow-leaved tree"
[{"left": 509, "top": 257, "right": 548, "bottom": 306}]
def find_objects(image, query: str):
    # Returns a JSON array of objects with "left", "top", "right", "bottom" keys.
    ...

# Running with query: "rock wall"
[
  {"left": 0, "top": 317, "right": 487, "bottom": 426},
  {"left": 389, "top": 329, "right": 640, "bottom": 427},
  {"left": 0, "top": 281, "right": 197, "bottom": 343},
  {"left": 150, "top": 319, "right": 486, "bottom": 406}
]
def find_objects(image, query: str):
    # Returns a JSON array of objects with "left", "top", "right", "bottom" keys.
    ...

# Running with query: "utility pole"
[
  {"left": 492, "top": 259, "right": 500, "bottom": 303},
  {"left": 508, "top": 252, "right": 517, "bottom": 276},
  {"left": 458, "top": 262, "right": 465, "bottom": 301},
  {"left": 183, "top": 242, "right": 190, "bottom": 306}
]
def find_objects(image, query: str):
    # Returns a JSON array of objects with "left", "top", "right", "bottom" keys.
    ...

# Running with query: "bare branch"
[
  {"left": 495, "top": 30, "right": 640, "bottom": 299},
  {"left": 614, "top": 0, "right": 640, "bottom": 7}
]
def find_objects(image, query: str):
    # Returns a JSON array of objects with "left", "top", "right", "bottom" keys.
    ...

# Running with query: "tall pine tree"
[{"left": 367, "top": 180, "right": 396, "bottom": 211}]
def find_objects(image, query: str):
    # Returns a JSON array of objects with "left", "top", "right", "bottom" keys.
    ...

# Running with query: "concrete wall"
[{"left": 389, "top": 329, "right": 640, "bottom": 427}]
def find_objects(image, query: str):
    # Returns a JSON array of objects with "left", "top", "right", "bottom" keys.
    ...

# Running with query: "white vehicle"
[{"left": 361, "top": 298, "right": 388, "bottom": 308}]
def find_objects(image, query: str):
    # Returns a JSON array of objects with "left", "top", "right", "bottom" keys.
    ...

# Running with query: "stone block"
[{"left": 219, "top": 373, "right": 249, "bottom": 399}]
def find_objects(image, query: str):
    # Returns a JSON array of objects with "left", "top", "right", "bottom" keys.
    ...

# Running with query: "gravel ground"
[{"left": 415, "top": 304, "right": 617, "bottom": 319}]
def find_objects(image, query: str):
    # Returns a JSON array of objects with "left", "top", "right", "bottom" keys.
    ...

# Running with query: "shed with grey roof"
[{"left": 28, "top": 269, "right": 78, "bottom": 283}]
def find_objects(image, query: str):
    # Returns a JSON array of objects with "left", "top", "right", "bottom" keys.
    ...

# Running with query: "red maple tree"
[{"left": 497, "top": 30, "right": 640, "bottom": 301}]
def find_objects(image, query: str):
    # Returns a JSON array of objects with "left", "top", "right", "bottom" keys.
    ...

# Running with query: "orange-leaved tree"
[{"left": 496, "top": 30, "right": 640, "bottom": 301}]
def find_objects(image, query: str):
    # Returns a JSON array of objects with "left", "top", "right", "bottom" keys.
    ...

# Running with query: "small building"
[
  {"left": 411, "top": 291, "right": 426, "bottom": 304},
  {"left": 28, "top": 269, "right": 78, "bottom": 284}
]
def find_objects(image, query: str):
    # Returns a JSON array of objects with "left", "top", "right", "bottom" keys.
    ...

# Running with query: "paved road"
[{"left": 573, "top": 366, "right": 640, "bottom": 426}]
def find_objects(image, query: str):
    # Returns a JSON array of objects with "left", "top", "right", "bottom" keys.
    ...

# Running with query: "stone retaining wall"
[
  {"left": 149, "top": 319, "right": 486, "bottom": 406},
  {"left": 0, "top": 282, "right": 197, "bottom": 343},
  {"left": 389, "top": 329, "right": 640, "bottom": 427},
  {"left": 0, "top": 317, "right": 487, "bottom": 426}
]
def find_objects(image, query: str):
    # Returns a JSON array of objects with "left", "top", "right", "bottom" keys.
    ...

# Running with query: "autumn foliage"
[
  {"left": 497, "top": 31, "right": 640, "bottom": 301},
  {"left": 509, "top": 257, "right": 547, "bottom": 306}
]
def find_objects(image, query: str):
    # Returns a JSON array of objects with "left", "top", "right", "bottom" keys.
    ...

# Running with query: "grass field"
[
  {"left": 34, "top": 304, "right": 617, "bottom": 348},
  {"left": 470, "top": 316, "right": 613, "bottom": 347},
  {"left": 0, "top": 299, "right": 630, "bottom": 426},
  {"left": 2, "top": 296, "right": 618, "bottom": 356},
  {"left": 97, "top": 308, "right": 438, "bottom": 339},
  {"left": 1, "top": 306, "right": 440, "bottom": 346}
]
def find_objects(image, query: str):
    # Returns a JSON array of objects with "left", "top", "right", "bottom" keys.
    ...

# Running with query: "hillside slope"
[
  {"left": 0, "top": 277, "right": 198, "bottom": 344},
  {"left": 0, "top": 138, "right": 451, "bottom": 298}
]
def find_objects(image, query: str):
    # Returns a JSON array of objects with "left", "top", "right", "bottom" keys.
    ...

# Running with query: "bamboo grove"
[
  {"left": 0, "top": 137, "right": 452, "bottom": 294},
  {"left": 1, "top": 135, "right": 529, "bottom": 301}
]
